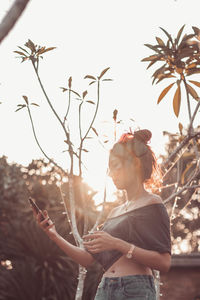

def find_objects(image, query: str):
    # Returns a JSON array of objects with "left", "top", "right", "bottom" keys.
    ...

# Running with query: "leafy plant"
[{"left": 142, "top": 25, "right": 200, "bottom": 118}]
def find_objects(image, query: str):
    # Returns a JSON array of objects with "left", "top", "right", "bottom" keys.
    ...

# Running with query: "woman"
[{"left": 33, "top": 129, "right": 171, "bottom": 300}]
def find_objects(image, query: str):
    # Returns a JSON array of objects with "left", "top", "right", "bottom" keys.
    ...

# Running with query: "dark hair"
[{"left": 114, "top": 129, "right": 162, "bottom": 191}]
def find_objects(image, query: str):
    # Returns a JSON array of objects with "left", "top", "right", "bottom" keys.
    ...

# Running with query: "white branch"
[{"left": 0, "top": 0, "right": 30, "bottom": 44}]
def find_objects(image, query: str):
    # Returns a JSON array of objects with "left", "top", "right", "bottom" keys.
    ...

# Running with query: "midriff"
[{"left": 103, "top": 255, "right": 153, "bottom": 278}]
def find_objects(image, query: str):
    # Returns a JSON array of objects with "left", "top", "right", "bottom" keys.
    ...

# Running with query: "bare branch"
[
  {"left": 162, "top": 132, "right": 200, "bottom": 167},
  {"left": 0, "top": 0, "right": 30, "bottom": 44}
]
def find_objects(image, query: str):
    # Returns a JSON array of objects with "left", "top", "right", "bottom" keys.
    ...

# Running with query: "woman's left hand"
[{"left": 83, "top": 231, "right": 117, "bottom": 253}]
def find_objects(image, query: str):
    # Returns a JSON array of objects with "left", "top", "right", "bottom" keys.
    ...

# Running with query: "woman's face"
[{"left": 108, "top": 143, "right": 139, "bottom": 190}]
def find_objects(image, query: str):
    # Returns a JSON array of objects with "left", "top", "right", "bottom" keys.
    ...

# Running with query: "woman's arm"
[
  {"left": 50, "top": 233, "right": 95, "bottom": 268},
  {"left": 83, "top": 231, "right": 171, "bottom": 273},
  {"left": 35, "top": 210, "right": 95, "bottom": 268}
]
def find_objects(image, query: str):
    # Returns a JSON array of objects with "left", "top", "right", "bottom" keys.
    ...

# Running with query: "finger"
[
  {"left": 44, "top": 222, "right": 55, "bottom": 231},
  {"left": 40, "top": 216, "right": 51, "bottom": 227},
  {"left": 83, "top": 233, "right": 99, "bottom": 240},
  {"left": 83, "top": 240, "right": 96, "bottom": 246}
]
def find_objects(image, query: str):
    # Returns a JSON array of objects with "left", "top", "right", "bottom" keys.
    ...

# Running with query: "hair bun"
[{"left": 134, "top": 129, "right": 152, "bottom": 143}]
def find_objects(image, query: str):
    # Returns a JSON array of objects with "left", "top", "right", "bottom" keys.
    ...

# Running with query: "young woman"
[{"left": 33, "top": 129, "right": 171, "bottom": 300}]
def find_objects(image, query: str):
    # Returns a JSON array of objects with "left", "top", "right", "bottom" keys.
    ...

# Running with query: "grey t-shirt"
[{"left": 88, "top": 203, "right": 171, "bottom": 271}]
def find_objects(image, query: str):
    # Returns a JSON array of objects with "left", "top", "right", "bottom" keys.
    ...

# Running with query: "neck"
[{"left": 126, "top": 183, "right": 147, "bottom": 202}]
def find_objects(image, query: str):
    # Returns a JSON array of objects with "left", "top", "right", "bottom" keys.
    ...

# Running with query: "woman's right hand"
[{"left": 33, "top": 209, "right": 58, "bottom": 240}]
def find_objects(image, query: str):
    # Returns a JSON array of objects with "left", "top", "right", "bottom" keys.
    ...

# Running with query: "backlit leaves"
[
  {"left": 186, "top": 83, "right": 199, "bottom": 100},
  {"left": 98, "top": 67, "right": 110, "bottom": 79},
  {"left": 14, "top": 39, "right": 56, "bottom": 64},
  {"left": 157, "top": 82, "right": 175, "bottom": 104},
  {"left": 142, "top": 25, "right": 200, "bottom": 117},
  {"left": 173, "top": 83, "right": 181, "bottom": 117}
]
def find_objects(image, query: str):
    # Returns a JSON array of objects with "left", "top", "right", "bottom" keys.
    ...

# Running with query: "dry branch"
[{"left": 0, "top": 0, "right": 30, "bottom": 44}]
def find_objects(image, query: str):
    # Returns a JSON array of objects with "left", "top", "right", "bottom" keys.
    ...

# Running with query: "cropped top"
[{"left": 89, "top": 203, "right": 171, "bottom": 271}]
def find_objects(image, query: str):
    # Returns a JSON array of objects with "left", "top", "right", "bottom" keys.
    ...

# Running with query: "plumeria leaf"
[
  {"left": 188, "top": 80, "right": 200, "bottom": 88},
  {"left": 60, "top": 87, "right": 68, "bottom": 92},
  {"left": 22, "top": 95, "right": 29, "bottom": 104},
  {"left": 13, "top": 51, "right": 27, "bottom": 56},
  {"left": 68, "top": 76, "right": 72, "bottom": 88},
  {"left": 102, "top": 79, "right": 113, "bottom": 81},
  {"left": 86, "top": 100, "right": 95, "bottom": 104},
  {"left": 31, "top": 103, "right": 40, "bottom": 107},
  {"left": 82, "top": 90, "right": 88, "bottom": 99},
  {"left": 89, "top": 81, "right": 96, "bottom": 85},
  {"left": 71, "top": 90, "right": 81, "bottom": 97},
  {"left": 186, "top": 83, "right": 199, "bottom": 100},
  {"left": 176, "top": 25, "right": 185, "bottom": 45},
  {"left": 144, "top": 44, "right": 161, "bottom": 54},
  {"left": 18, "top": 46, "right": 29, "bottom": 54},
  {"left": 156, "top": 37, "right": 165, "bottom": 46},
  {"left": 157, "top": 82, "right": 175, "bottom": 104},
  {"left": 159, "top": 27, "right": 173, "bottom": 45},
  {"left": 178, "top": 122, "right": 183, "bottom": 135},
  {"left": 15, "top": 106, "right": 26, "bottom": 112},
  {"left": 173, "top": 83, "right": 181, "bottom": 117},
  {"left": 99, "top": 67, "right": 110, "bottom": 79},
  {"left": 84, "top": 75, "right": 96, "bottom": 80},
  {"left": 92, "top": 127, "right": 98, "bottom": 136}
]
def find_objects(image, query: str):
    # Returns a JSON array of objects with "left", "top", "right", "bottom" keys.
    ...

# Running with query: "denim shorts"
[{"left": 94, "top": 274, "right": 156, "bottom": 300}]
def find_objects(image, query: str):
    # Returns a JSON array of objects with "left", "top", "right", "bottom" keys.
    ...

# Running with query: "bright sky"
[{"left": 0, "top": 0, "right": 200, "bottom": 193}]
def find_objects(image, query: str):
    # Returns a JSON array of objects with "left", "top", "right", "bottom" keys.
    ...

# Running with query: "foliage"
[
  {"left": 160, "top": 128, "right": 200, "bottom": 254},
  {"left": 0, "top": 157, "right": 103, "bottom": 300},
  {"left": 142, "top": 25, "right": 200, "bottom": 117}
]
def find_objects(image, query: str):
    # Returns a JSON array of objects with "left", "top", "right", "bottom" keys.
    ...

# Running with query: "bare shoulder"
[{"left": 146, "top": 193, "right": 163, "bottom": 205}]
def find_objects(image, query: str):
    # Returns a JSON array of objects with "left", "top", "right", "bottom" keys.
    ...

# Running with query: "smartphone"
[{"left": 28, "top": 197, "right": 49, "bottom": 226}]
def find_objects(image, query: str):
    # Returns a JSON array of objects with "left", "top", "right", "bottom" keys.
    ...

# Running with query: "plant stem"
[{"left": 27, "top": 105, "right": 64, "bottom": 173}]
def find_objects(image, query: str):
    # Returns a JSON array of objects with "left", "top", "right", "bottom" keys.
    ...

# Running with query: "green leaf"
[
  {"left": 157, "top": 82, "right": 175, "bottom": 104},
  {"left": 173, "top": 83, "right": 181, "bottom": 117},
  {"left": 84, "top": 75, "right": 96, "bottom": 80},
  {"left": 156, "top": 37, "right": 165, "bottom": 46},
  {"left": 176, "top": 25, "right": 185, "bottom": 45},
  {"left": 159, "top": 27, "right": 173, "bottom": 45},
  {"left": 188, "top": 80, "right": 200, "bottom": 88},
  {"left": 22, "top": 95, "right": 29, "bottom": 104},
  {"left": 99, "top": 67, "right": 110, "bottom": 79},
  {"left": 186, "top": 83, "right": 199, "bottom": 100}
]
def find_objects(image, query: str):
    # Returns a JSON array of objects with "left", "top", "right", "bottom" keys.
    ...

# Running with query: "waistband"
[{"left": 101, "top": 274, "right": 154, "bottom": 289}]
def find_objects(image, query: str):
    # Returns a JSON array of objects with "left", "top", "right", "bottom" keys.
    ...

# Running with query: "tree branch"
[{"left": 0, "top": 0, "right": 30, "bottom": 44}]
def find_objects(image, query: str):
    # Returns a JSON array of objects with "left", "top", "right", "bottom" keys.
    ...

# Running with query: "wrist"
[
  {"left": 48, "top": 231, "right": 59, "bottom": 241},
  {"left": 114, "top": 238, "right": 131, "bottom": 254}
]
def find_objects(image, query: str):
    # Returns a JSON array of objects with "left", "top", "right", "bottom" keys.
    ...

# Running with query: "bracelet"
[{"left": 126, "top": 244, "right": 135, "bottom": 259}]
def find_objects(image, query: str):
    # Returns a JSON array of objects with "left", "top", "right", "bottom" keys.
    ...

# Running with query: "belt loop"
[{"left": 120, "top": 277, "right": 124, "bottom": 288}]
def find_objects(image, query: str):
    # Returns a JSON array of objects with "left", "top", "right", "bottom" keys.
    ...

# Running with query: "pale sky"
[{"left": 0, "top": 0, "right": 200, "bottom": 191}]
